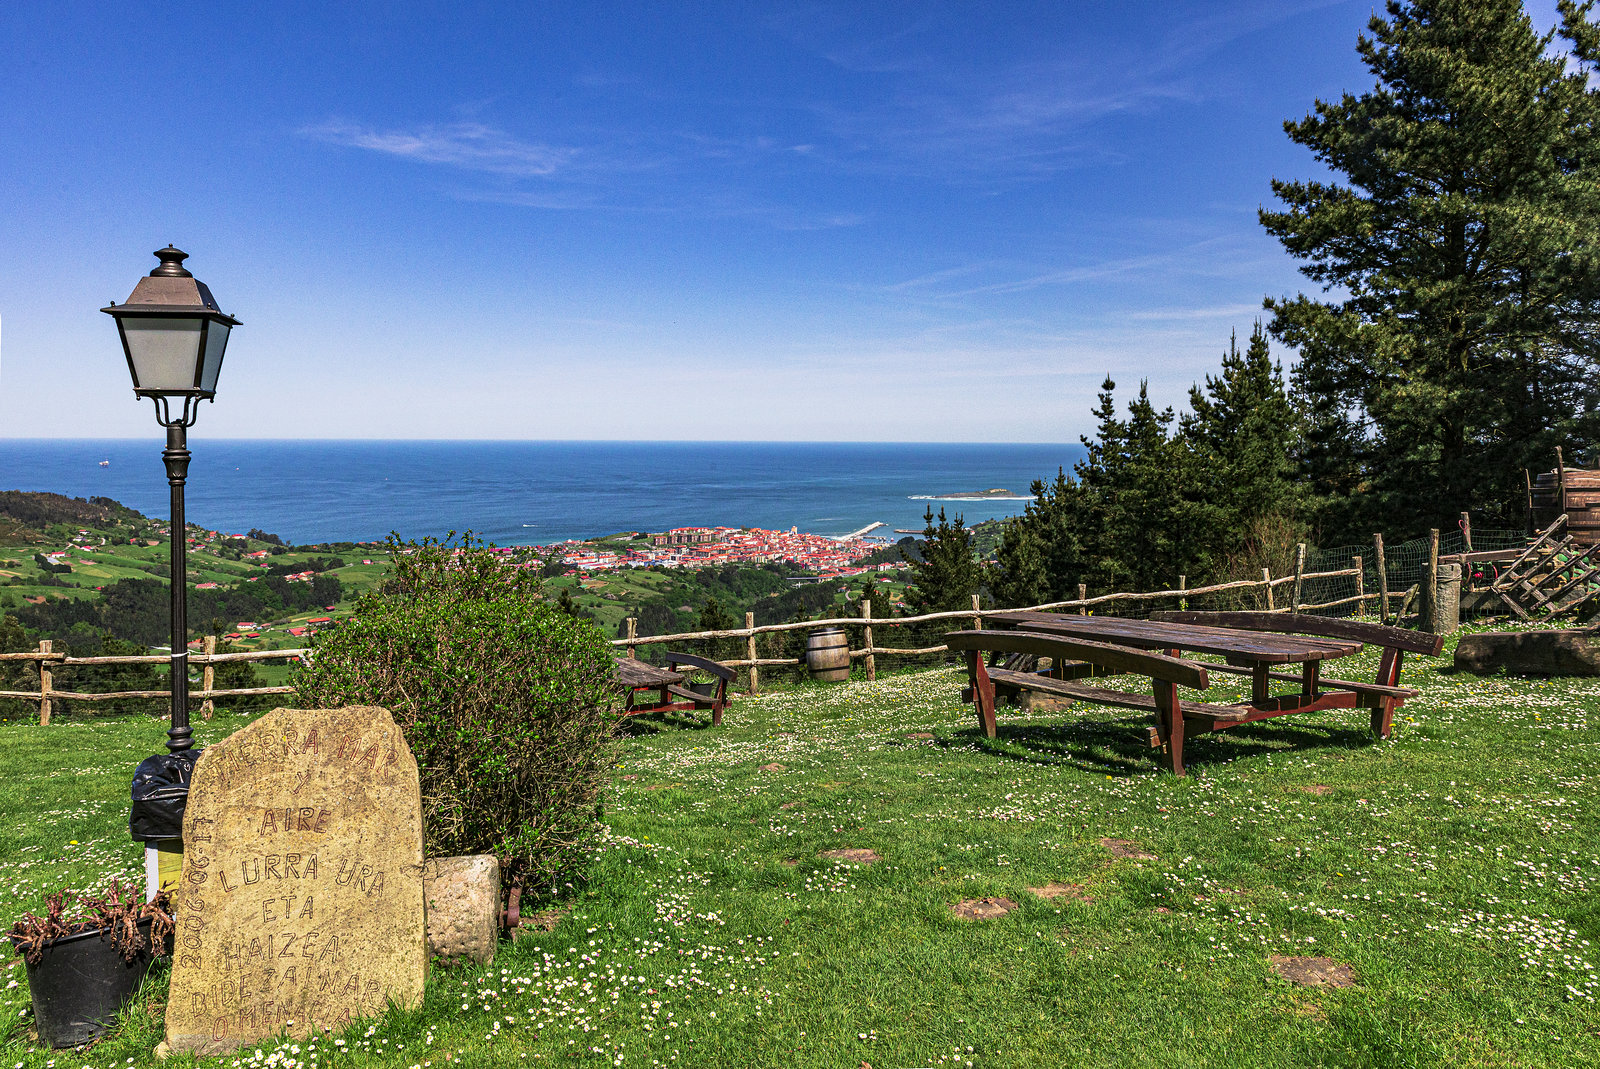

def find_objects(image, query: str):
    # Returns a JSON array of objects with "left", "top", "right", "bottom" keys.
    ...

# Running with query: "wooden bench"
[{"left": 614, "top": 651, "right": 734, "bottom": 726}]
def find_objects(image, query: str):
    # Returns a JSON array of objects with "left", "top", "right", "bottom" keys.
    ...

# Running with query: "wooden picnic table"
[
  {"left": 953, "top": 611, "right": 1442, "bottom": 775},
  {"left": 613, "top": 652, "right": 733, "bottom": 726}
]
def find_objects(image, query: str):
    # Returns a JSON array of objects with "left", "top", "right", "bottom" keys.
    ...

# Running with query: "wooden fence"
[{"left": 0, "top": 536, "right": 1531, "bottom": 719}]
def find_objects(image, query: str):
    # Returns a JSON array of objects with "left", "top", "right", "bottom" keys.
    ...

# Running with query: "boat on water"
[{"left": 99, "top": 460, "right": 109, "bottom": 467}]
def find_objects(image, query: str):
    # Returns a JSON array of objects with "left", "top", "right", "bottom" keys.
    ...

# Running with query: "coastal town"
[{"left": 543, "top": 524, "right": 903, "bottom": 579}]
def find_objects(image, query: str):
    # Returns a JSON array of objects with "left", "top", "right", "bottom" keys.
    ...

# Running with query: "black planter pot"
[{"left": 11, "top": 919, "right": 156, "bottom": 1048}]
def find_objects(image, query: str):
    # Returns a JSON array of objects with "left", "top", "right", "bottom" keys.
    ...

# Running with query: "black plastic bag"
[{"left": 129, "top": 749, "right": 202, "bottom": 842}]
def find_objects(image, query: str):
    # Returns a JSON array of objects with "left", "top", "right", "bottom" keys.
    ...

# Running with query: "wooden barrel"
[
  {"left": 1532, "top": 468, "right": 1600, "bottom": 545},
  {"left": 805, "top": 628, "right": 851, "bottom": 682}
]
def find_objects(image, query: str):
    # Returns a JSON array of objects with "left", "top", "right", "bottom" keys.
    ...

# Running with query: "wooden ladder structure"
[{"left": 1489, "top": 514, "right": 1600, "bottom": 619}]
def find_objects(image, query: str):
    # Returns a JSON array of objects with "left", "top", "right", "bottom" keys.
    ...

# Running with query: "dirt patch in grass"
[
  {"left": 1099, "top": 838, "right": 1157, "bottom": 861},
  {"left": 1027, "top": 882, "right": 1092, "bottom": 902},
  {"left": 819, "top": 848, "right": 880, "bottom": 864},
  {"left": 1299, "top": 784, "right": 1333, "bottom": 796},
  {"left": 905, "top": 732, "right": 934, "bottom": 740},
  {"left": 512, "top": 908, "right": 569, "bottom": 937},
  {"left": 1270, "top": 955, "right": 1356, "bottom": 989},
  {"left": 779, "top": 800, "right": 803, "bottom": 810},
  {"left": 759, "top": 763, "right": 786, "bottom": 772},
  {"left": 952, "top": 897, "right": 1017, "bottom": 919}
]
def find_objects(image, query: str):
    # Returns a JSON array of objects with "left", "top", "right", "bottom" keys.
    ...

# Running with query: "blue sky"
[{"left": 0, "top": 1, "right": 1567, "bottom": 441}]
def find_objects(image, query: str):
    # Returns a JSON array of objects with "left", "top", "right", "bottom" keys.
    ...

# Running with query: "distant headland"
[{"left": 909, "top": 488, "right": 1033, "bottom": 501}]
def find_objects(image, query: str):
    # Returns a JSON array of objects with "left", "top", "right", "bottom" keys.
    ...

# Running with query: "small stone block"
[{"left": 424, "top": 855, "right": 500, "bottom": 965}]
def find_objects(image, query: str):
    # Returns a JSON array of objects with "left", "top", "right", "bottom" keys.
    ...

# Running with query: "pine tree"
[
  {"left": 1179, "top": 324, "right": 1300, "bottom": 571},
  {"left": 1262, "top": 0, "right": 1600, "bottom": 538},
  {"left": 904, "top": 508, "right": 983, "bottom": 616}
]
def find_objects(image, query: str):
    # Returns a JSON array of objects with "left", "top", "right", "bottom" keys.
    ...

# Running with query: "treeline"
[
  {"left": 10, "top": 572, "right": 342, "bottom": 649},
  {"left": 988, "top": 326, "right": 1297, "bottom": 608},
  {"left": 0, "top": 490, "right": 145, "bottom": 530}
]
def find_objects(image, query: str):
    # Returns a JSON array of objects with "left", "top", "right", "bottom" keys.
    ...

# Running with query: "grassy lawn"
[{"left": 1, "top": 626, "right": 1597, "bottom": 1067}]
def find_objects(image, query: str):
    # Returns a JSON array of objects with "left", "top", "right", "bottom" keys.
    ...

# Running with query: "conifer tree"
[
  {"left": 1180, "top": 324, "right": 1299, "bottom": 570},
  {"left": 903, "top": 508, "right": 983, "bottom": 616},
  {"left": 1262, "top": 0, "right": 1600, "bottom": 537}
]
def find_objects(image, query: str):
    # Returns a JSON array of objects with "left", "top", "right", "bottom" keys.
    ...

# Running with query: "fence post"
[
  {"left": 1177, "top": 574, "right": 1186, "bottom": 612},
  {"left": 1374, "top": 533, "right": 1390, "bottom": 625},
  {"left": 37, "top": 640, "right": 52, "bottom": 727},
  {"left": 1352, "top": 556, "right": 1365, "bottom": 617},
  {"left": 970, "top": 593, "right": 982, "bottom": 632},
  {"left": 1262, "top": 568, "right": 1275, "bottom": 612},
  {"left": 201, "top": 635, "right": 216, "bottom": 720},
  {"left": 1557, "top": 445, "right": 1567, "bottom": 516},
  {"left": 1290, "top": 543, "right": 1306, "bottom": 613},
  {"left": 1422, "top": 528, "right": 1440, "bottom": 633},
  {"left": 1460, "top": 511, "right": 1472, "bottom": 553},
  {"left": 861, "top": 601, "right": 876, "bottom": 682},
  {"left": 744, "top": 612, "right": 759, "bottom": 694},
  {"left": 625, "top": 618, "right": 638, "bottom": 660},
  {"left": 1077, "top": 583, "right": 1087, "bottom": 615}
]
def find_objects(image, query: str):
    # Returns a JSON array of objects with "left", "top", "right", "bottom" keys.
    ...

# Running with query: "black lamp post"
[{"left": 103, "top": 246, "right": 240, "bottom": 753}]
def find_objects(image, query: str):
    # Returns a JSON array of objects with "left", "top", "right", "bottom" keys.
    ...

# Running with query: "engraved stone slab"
[
  {"left": 165, "top": 706, "right": 426, "bottom": 1055},
  {"left": 423, "top": 855, "right": 500, "bottom": 965}
]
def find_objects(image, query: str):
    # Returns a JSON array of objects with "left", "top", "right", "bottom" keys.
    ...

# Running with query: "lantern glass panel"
[
  {"left": 123, "top": 318, "right": 204, "bottom": 392},
  {"left": 198, "top": 320, "right": 230, "bottom": 394}
]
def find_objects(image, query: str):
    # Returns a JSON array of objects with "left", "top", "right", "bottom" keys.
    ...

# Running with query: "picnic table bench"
[
  {"left": 613, "top": 652, "right": 734, "bottom": 726},
  {"left": 948, "top": 611, "right": 1442, "bottom": 776}
]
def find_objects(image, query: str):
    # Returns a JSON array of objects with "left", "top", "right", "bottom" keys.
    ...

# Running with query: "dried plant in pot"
[{"left": 6, "top": 880, "right": 173, "bottom": 1048}]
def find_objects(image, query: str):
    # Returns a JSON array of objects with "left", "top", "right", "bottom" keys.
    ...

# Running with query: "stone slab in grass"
[
  {"left": 818, "top": 848, "right": 880, "bottom": 864},
  {"left": 1099, "top": 838, "right": 1157, "bottom": 861},
  {"left": 952, "top": 897, "right": 1017, "bottom": 919},
  {"left": 1270, "top": 955, "right": 1356, "bottom": 989},
  {"left": 1455, "top": 628, "right": 1600, "bottom": 676}
]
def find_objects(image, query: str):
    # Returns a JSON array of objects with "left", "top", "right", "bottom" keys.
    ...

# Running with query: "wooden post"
[
  {"left": 744, "top": 612, "right": 759, "bottom": 694},
  {"left": 970, "top": 593, "right": 982, "bottom": 632},
  {"left": 1422, "top": 528, "right": 1440, "bottom": 633},
  {"left": 201, "top": 635, "right": 217, "bottom": 720},
  {"left": 1525, "top": 468, "right": 1536, "bottom": 533},
  {"left": 1262, "top": 568, "right": 1275, "bottom": 612},
  {"left": 860, "top": 602, "right": 875, "bottom": 682},
  {"left": 625, "top": 618, "right": 638, "bottom": 660},
  {"left": 1374, "top": 533, "right": 1389, "bottom": 625},
  {"left": 1557, "top": 446, "right": 1568, "bottom": 517},
  {"left": 37, "top": 640, "right": 52, "bottom": 727},
  {"left": 1177, "top": 574, "right": 1187, "bottom": 612},
  {"left": 1460, "top": 511, "right": 1473, "bottom": 553},
  {"left": 1290, "top": 543, "right": 1306, "bottom": 614},
  {"left": 1352, "top": 556, "right": 1365, "bottom": 616},
  {"left": 1078, "top": 583, "right": 1087, "bottom": 615}
]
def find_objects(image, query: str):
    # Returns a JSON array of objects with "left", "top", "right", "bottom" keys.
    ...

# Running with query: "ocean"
[{"left": 0, "top": 440, "right": 1085, "bottom": 547}]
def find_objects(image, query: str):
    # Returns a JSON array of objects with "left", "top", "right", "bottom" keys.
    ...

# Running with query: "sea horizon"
[{"left": 0, "top": 439, "right": 1086, "bottom": 547}]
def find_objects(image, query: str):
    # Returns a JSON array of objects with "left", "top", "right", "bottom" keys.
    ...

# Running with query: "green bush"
[{"left": 294, "top": 535, "right": 619, "bottom": 900}]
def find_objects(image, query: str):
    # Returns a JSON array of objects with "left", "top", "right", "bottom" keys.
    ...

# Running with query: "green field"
[{"left": 1, "top": 623, "right": 1597, "bottom": 1067}]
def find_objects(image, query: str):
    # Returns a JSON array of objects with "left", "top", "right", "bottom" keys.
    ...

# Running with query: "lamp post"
[{"left": 103, "top": 246, "right": 240, "bottom": 753}]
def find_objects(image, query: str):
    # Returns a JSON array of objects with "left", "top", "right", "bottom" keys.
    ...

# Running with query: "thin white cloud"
[{"left": 302, "top": 120, "right": 577, "bottom": 177}]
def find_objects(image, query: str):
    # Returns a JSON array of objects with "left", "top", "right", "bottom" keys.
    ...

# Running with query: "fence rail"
[{"left": 1, "top": 533, "right": 1538, "bottom": 720}]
